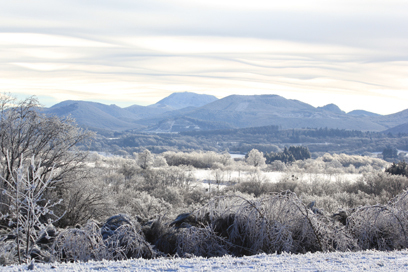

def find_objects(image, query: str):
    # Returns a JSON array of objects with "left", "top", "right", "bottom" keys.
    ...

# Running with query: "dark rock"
[
  {"left": 101, "top": 214, "right": 132, "bottom": 240},
  {"left": 169, "top": 213, "right": 197, "bottom": 228},
  {"left": 5, "top": 234, "right": 16, "bottom": 241},
  {"left": 332, "top": 211, "right": 348, "bottom": 225},
  {"left": 36, "top": 226, "right": 58, "bottom": 245},
  {"left": 213, "top": 214, "right": 235, "bottom": 239},
  {"left": 30, "top": 247, "right": 43, "bottom": 260},
  {"left": 27, "top": 259, "right": 34, "bottom": 270},
  {"left": 307, "top": 201, "right": 323, "bottom": 215}
]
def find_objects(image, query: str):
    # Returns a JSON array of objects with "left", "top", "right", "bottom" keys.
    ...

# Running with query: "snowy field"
[
  {"left": 193, "top": 169, "right": 362, "bottom": 187},
  {"left": 4, "top": 250, "right": 408, "bottom": 271}
]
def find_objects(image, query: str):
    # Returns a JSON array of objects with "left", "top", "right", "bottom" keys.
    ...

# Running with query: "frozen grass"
[{"left": 3, "top": 250, "right": 408, "bottom": 271}]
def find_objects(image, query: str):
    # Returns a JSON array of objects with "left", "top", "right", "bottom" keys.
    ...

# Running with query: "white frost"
[{"left": 4, "top": 250, "right": 408, "bottom": 271}]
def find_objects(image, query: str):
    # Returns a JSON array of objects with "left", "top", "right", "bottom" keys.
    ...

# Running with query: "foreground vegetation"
[{"left": 2, "top": 148, "right": 408, "bottom": 265}]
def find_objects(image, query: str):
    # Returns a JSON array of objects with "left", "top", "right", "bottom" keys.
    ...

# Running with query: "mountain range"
[{"left": 42, "top": 92, "right": 408, "bottom": 134}]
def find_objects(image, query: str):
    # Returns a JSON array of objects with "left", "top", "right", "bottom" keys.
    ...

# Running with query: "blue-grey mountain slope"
[
  {"left": 163, "top": 94, "right": 387, "bottom": 131},
  {"left": 368, "top": 109, "right": 408, "bottom": 129},
  {"left": 383, "top": 122, "right": 408, "bottom": 134},
  {"left": 42, "top": 92, "right": 219, "bottom": 132},
  {"left": 347, "top": 110, "right": 380, "bottom": 117},
  {"left": 43, "top": 101, "right": 144, "bottom": 131},
  {"left": 42, "top": 93, "right": 408, "bottom": 133}
]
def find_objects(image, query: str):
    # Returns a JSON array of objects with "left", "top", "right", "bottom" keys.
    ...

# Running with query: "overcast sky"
[{"left": 1, "top": 0, "right": 408, "bottom": 114}]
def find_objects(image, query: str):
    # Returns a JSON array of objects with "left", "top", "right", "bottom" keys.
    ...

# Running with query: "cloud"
[{"left": 1, "top": 1, "right": 408, "bottom": 114}]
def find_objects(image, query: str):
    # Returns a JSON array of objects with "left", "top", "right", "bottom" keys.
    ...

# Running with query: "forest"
[
  {"left": 90, "top": 125, "right": 408, "bottom": 159},
  {"left": 1, "top": 96, "right": 408, "bottom": 266}
]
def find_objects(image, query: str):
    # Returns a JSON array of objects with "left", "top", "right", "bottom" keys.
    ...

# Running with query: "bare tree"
[
  {"left": 0, "top": 94, "right": 94, "bottom": 223},
  {"left": 1, "top": 156, "right": 63, "bottom": 263}
]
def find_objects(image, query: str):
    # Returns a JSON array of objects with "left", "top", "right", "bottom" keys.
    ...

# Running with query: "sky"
[{"left": 1, "top": 0, "right": 408, "bottom": 114}]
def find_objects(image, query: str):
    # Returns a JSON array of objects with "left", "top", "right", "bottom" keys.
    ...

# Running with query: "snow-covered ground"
[
  {"left": 193, "top": 169, "right": 361, "bottom": 188},
  {"left": 4, "top": 250, "right": 408, "bottom": 271}
]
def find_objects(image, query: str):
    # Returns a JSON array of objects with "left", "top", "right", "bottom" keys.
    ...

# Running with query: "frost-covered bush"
[
  {"left": 347, "top": 206, "right": 406, "bottom": 250},
  {"left": 176, "top": 226, "right": 229, "bottom": 257},
  {"left": 163, "top": 151, "right": 232, "bottom": 168},
  {"left": 115, "top": 190, "right": 172, "bottom": 219},
  {"left": 290, "top": 153, "right": 388, "bottom": 174},
  {"left": 150, "top": 187, "right": 184, "bottom": 209},
  {"left": 347, "top": 172, "right": 408, "bottom": 199},
  {"left": 299, "top": 191, "right": 386, "bottom": 215},
  {"left": 0, "top": 239, "right": 18, "bottom": 265},
  {"left": 267, "top": 160, "right": 287, "bottom": 171},
  {"left": 57, "top": 176, "right": 111, "bottom": 227},
  {"left": 344, "top": 190, "right": 408, "bottom": 251},
  {"left": 53, "top": 216, "right": 155, "bottom": 262},
  {"left": 194, "top": 192, "right": 358, "bottom": 255}
]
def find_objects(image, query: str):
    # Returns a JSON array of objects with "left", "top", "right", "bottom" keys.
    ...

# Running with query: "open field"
[{"left": 4, "top": 250, "right": 408, "bottom": 271}]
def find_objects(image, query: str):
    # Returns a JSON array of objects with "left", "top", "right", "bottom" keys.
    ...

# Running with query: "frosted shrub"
[
  {"left": 194, "top": 192, "right": 358, "bottom": 255},
  {"left": 349, "top": 172, "right": 408, "bottom": 199},
  {"left": 0, "top": 240, "right": 18, "bottom": 265},
  {"left": 176, "top": 225, "right": 229, "bottom": 257},
  {"left": 58, "top": 176, "right": 110, "bottom": 227},
  {"left": 116, "top": 190, "right": 172, "bottom": 219},
  {"left": 53, "top": 217, "right": 155, "bottom": 262},
  {"left": 163, "top": 151, "right": 232, "bottom": 168},
  {"left": 347, "top": 205, "right": 408, "bottom": 250},
  {"left": 53, "top": 222, "right": 103, "bottom": 262},
  {"left": 268, "top": 160, "right": 286, "bottom": 171},
  {"left": 103, "top": 224, "right": 154, "bottom": 259},
  {"left": 152, "top": 156, "right": 168, "bottom": 167}
]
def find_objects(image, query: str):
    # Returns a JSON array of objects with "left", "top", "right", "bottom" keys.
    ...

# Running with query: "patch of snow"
[
  {"left": 4, "top": 250, "right": 408, "bottom": 271},
  {"left": 192, "top": 170, "right": 361, "bottom": 185},
  {"left": 230, "top": 154, "right": 245, "bottom": 159}
]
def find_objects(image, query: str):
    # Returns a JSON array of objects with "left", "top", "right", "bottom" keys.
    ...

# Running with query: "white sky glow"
[{"left": 1, "top": 0, "right": 408, "bottom": 114}]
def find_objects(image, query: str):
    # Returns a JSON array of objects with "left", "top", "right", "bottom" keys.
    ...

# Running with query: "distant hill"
[
  {"left": 151, "top": 92, "right": 218, "bottom": 110},
  {"left": 42, "top": 93, "right": 408, "bottom": 133},
  {"left": 368, "top": 109, "right": 408, "bottom": 131},
  {"left": 124, "top": 104, "right": 170, "bottom": 120},
  {"left": 383, "top": 122, "right": 408, "bottom": 134},
  {"left": 42, "top": 93, "right": 218, "bottom": 132},
  {"left": 44, "top": 101, "right": 144, "bottom": 131},
  {"left": 347, "top": 110, "right": 380, "bottom": 117},
  {"left": 166, "top": 94, "right": 387, "bottom": 131}
]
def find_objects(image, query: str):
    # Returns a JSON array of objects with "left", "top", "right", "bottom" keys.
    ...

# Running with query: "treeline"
[
  {"left": 386, "top": 161, "right": 408, "bottom": 177},
  {"left": 265, "top": 146, "right": 311, "bottom": 164},
  {"left": 86, "top": 127, "right": 408, "bottom": 158}
]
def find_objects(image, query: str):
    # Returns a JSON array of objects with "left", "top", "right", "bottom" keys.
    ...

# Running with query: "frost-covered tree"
[
  {"left": 0, "top": 95, "right": 93, "bottom": 185},
  {"left": 138, "top": 149, "right": 153, "bottom": 169},
  {"left": 245, "top": 149, "right": 266, "bottom": 167},
  {"left": 1, "top": 156, "right": 63, "bottom": 263},
  {"left": 383, "top": 146, "right": 398, "bottom": 161},
  {"left": 0, "top": 95, "right": 93, "bottom": 226}
]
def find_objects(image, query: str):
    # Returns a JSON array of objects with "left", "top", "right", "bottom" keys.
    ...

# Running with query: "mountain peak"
[
  {"left": 152, "top": 92, "right": 218, "bottom": 110},
  {"left": 318, "top": 104, "right": 345, "bottom": 114}
]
